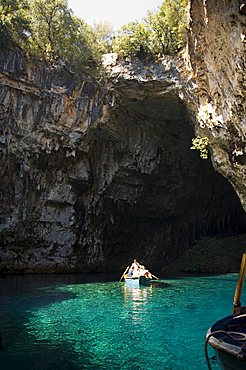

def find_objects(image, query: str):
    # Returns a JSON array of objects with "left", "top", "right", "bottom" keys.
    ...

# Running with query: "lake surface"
[{"left": 0, "top": 273, "right": 242, "bottom": 370}]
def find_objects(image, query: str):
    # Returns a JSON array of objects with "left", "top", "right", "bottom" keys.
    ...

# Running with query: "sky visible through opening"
[{"left": 67, "top": 0, "right": 162, "bottom": 30}]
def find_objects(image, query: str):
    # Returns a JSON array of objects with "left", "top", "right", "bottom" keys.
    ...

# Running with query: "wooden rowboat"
[
  {"left": 119, "top": 263, "right": 160, "bottom": 287},
  {"left": 124, "top": 275, "right": 152, "bottom": 287}
]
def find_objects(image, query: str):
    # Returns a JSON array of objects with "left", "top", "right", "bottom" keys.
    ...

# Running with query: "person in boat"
[
  {"left": 129, "top": 259, "right": 140, "bottom": 278},
  {"left": 139, "top": 265, "right": 146, "bottom": 276},
  {"left": 128, "top": 266, "right": 139, "bottom": 278},
  {"left": 144, "top": 270, "right": 152, "bottom": 278},
  {"left": 131, "top": 259, "right": 140, "bottom": 270},
  {"left": 132, "top": 266, "right": 140, "bottom": 278},
  {"left": 139, "top": 265, "right": 152, "bottom": 278},
  {"left": 128, "top": 266, "right": 134, "bottom": 277}
]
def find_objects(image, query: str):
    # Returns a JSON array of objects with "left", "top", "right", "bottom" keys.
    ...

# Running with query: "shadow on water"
[
  {"left": 150, "top": 280, "right": 171, "bottom": 288},
  {"left": 1, "top": 274, "right": 167, "bottom": 369},
  {"left": 0, "top": 272, "right": 120, "bottom": 294},
  {"left": 0, "top": 274, "right": 123, "bottom": 370}
]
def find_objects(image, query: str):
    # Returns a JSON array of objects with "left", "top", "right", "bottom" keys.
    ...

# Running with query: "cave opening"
[{"left": 90, "top": 89, "right": 246, "bottom": 272}]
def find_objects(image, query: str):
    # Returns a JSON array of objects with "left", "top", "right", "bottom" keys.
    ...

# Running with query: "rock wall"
[
  {"left": 0, "top": 37, "right": 245, "bottom": 273},
  {"left": 187, "top": 0, "right": 246, "bottom": 210},
  {"left": 0, "top": 43, "right": 109, "bottom": 272}
]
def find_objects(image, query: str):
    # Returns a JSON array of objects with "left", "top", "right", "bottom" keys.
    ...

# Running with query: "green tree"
[
  {"left": 60, "top": 16, "right": 101, "bottom": 74},
  {"left": 112, "top": 21, "right": 152, "bottom": 58},
  {"left": 28, "top": 0, "right": 72, "bottom": 60},
  {"left": 93, "top": 21, "right": 114, "bottom": 54},
  {"left": 0, "top": 0, "right": 104, "bottom": 77},
  {"left": 0, "top": 0, "right": 31, "bottom": 46},
  {"left": 154, "top": 0, "right": 188, "bottom": 54},
  {"left": 27, "top": 0, "right": 101, "bottom": 75},
  {"left": 112, "top": 0, "right": 188, "bottom": 58}
]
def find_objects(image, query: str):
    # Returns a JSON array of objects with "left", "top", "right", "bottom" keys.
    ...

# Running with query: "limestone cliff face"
[
  {"left": 187, "top": 0, "right": 246, "bottom": 210},
  {"left": 0, "top": 37, "right": 245, "bottom": 273},
  {"left": 0, "top": 43, "right": 110, "bottom": 272}
]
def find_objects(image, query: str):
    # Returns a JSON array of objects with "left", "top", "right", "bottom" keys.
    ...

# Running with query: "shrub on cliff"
[{"left": 0, "top": 0, "right": 188, "bottom": 75}]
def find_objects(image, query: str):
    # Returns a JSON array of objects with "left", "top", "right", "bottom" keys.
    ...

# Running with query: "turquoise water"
[{"left": 0, "top": 274, "right": 243, "bottom": 370}]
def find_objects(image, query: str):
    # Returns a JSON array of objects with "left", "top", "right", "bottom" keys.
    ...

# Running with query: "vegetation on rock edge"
[{"left": 0, "top": 0, "right": 188, "bottom": 78}]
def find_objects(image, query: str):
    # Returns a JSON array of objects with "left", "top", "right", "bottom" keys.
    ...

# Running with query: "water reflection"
[
  {"left": 123, "top": 285, "right": 153, "bottom": 325},
  {"left": 123, "top": 284, "right": 153, "bottom": 303}
]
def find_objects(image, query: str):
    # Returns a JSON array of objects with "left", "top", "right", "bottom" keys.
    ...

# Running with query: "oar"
[
  {"left": 150, "top": 273, "right": 160, "bottom": 280},
  {"left": 119, "top": 266, "right": 129, "bottom": 282},
  {"left": 233, "top": 253, "right": 246, "bottom": 315}
]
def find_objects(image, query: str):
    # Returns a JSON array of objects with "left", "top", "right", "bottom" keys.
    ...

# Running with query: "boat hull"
[
  {"left": 124, "top": 276, "right": 151, "bottom": 287},
  {"left": 216, "top": 349, "right": 246, "bottom": 370},
  {"left": 207, "top": 315, "right": 246, "bottom": 370},
  {"left": 124, "top": 277, "right": 140, "bottom": 288}
]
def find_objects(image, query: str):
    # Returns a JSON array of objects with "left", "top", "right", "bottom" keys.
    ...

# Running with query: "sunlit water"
[{"left": 0, "top": 273, "right": 243, "bottom": 370}]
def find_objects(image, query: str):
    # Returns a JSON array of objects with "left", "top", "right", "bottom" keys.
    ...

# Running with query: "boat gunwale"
[{"left": 207, "top": 327, "right": 246, "bottom": 361}]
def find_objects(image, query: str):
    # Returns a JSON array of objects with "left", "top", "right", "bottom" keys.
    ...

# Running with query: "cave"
[
  {"left": 0, "top": 46, "right": 245, "bottom": 274},
  {"left": 73, "top": 82, "right": 246, "bottom": 273}
]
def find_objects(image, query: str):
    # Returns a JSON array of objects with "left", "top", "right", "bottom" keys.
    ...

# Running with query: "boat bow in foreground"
[
  {"left": 206, "top": 314, "right": 246, "bottom": 369},
  {"left": 206, "top": 253, "right": 246, "bottom": 370}
]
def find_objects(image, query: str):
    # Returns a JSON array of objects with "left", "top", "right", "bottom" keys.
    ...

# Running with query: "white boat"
[
  {"left": 119, "top": 263, "right": 160, "bottom": 287},
  {"left": 124, "top": 275, "right": 152, "bottom": 287}
]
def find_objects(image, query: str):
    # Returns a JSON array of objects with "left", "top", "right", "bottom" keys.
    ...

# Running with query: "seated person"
[
  {"left": 132, "top": 267, "right": 140, "bottom": 278},
  {"left": 128, "top": 267, "right": 134, "bottom": 277},
  {"left": 139, "top": 265, "right": 146, "bottom": 276}
]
